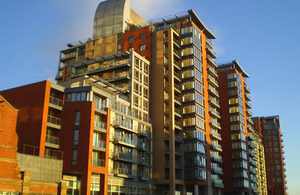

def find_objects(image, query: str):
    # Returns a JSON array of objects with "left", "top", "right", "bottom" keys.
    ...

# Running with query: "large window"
[
  {"left": 90, "top": 174, "right": 100, "bottom": 195},
  {"left": 129, "top": 36, "right": 134, "bottom": 43},
  {"left": 140, "top": 44, "right": 146, "bottom": 51},
  {"left": 73, "top": 129, "right": 79, "bottom": 145},
  {"left": 72, "top": 149, "right": 78, "bottom": 165},
  {"left": 74, "top": 111, "right": 80, "bottom": 126},
  {"left": 140, "top": 33, "right": 146, "bottom": 40}
]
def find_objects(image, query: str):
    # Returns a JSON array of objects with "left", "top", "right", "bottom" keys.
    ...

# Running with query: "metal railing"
[
  {"left": 47, "top": 115, "right": 61, "bottom": 126},
  {"left": 114, "top": 136, "right": 137, "bottom": 146},
  {"left": 94, "top": 121, "right": 107, "bottom": 129},
  {"left": 46, "top": 135, "right": 59, "bottom": 145},
  {"left": 92, "top": 159, "right": 105, "bottom": 167},
  {"left": 49, "top": 96, "right": 62, "bottom": 107},
  {"left": 93, "top": 140, "right": 106, "bottom": 148}
]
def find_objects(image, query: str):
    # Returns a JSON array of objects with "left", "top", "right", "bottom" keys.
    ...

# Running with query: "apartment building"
[
  {"left": 217, "top": 61, "right": 267, "bottom": 195},
  {"left": 55, "top": 0, "right": 223, "bottom": 194},
  {"left": 0, "top": 80, "right": 65, "bottom": 159},
  {"left": 0, "top": 95, "right": 66, "bottom": 195},
  {"left": 252, "top": 116, "right": 287, "bottom": 195}
]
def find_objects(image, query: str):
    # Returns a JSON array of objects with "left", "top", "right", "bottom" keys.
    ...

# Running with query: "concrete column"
[{"left": 194, "top": 184, "right": 198, "bottom": 195}]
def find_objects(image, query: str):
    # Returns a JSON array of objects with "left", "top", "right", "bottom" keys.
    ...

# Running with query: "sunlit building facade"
[
  {"left": 217, "top": 61, "right": 266, "bottom": 195},
  {"left": 252, "top": 116, "right": 287, "bottom": 195}
]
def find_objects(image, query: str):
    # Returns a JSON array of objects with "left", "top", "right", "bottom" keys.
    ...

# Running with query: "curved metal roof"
[{"left": 93, "top": 0, "right": 130, "bottom": 39}]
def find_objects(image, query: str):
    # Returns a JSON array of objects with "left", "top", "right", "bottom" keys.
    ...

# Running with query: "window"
[
  {"left": 90, "top": 175, "right": 100, "bottom": 195},
  {"left": 73, "top": 129, "right": 79, "bottom": 145},
  {"left": 72, "top": 149, "right": 78, "bottom": 165},
  {"left": 74, "top": 111, "right": 80, "bottom": 126},
  {"left": 140, "top": 44, "right": 146, "bottom": 51},
  {"left": 140, "top": 33, "right": 146, "bottom": 40},
  {"left": 129, "top": 36, "right": 134, "bottom": 43}
]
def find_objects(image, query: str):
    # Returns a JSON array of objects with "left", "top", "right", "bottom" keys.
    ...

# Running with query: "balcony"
[
  {"left": 246, "top": 109, "right": 252, "bottom": 116},
  {"left": 174, "top": 83, "right": 181, "bottom": 93},
  {"left": 248, "top": 133, "right": 255, "bottom": 140},
  {"left": 174, "top": 95, "right": 182, "bottom": 105},
  {"left": 210, "top": 119, "right": 221, "bottom": 129},
  {"left": 114, "top": 137, "right": 137, "bottom": 148},
  {"left": 174, "top": 120, "right": 182, "bottom": 130},
  {"left": 210, "top": 130, "right": 222, "bottom": 140},
  {"left": 247, "top": 117, "right": 254, "bottom": 125},
  {"left": 173, "top": 49, "right": 181, "bottom": 60},
  {"left": 249, "top": 158, "right": 257, "bottom": 167},
  {"left": 114, "top": 120, "right": 137, "bottom": 133},
  {"left": 211, "top": 142, "right": 222, "bottom": 152},
  {"left": 211, "top": 154, "right": 223, "bottom": 163},
  {"left": 139, "top": 171, "right": 149, "bottom": 181},
  {"left": 244, "top": 85, "right": 251, "bottom": 93},
  {"left": 175, "top": 134, "right": 183, "bottom": 143},
  {"left": 245, "top": 101, "right": 252, "bottom": 108},
  {"left": 207, "top": 65, "right": 218, "bottom": 77},
  {"left": 206, "top": 38, "right": 213, "bottom": 48},
  {"left": 49, "top": 96, "right": 63, "bottom": 110},
  {"left": 94, "top": 121, "right": 107, "bottom": 133},
  {"left": 137, "top": 142, "right": 150, "bottom": 151},
  {"left": 206, "top": 46, "right": 217, "bottom": 58},
  {"left": 113, "top": 152, "right": 137, "bottom": 163},
  {"left": 93, "top": 140, "right": 106, "bottom": 152},
  {"left": 173, "top": 61, "right": 181, "bottom": 71},
  {"left": 208, "top": 85, "right": 219, "bottom": 98},
  {"left": 248, "top": 141, "right": 256, "bottom": 149},
  {"left": 245, "top": 94, "right": 251, "bottom": 101},
  {"left": 47, "top": 115, "right": 61, "bottom": 129},
  {"left": 207, "top": 56, "right": 218, "bottom": 68},
  {"left": 45, "top": 135, "right": 59, "bottom": 149},
  {"left": 174, "top": 107, "right": 182, "bottom": 117},
  {"left": 138, "top": 128, "right": 151, "bottom": 138},
  {"left": 212, "top": 166, "right": 223, "bottom": 175},
  {"left": 209, "top": 97, "right": 220, "bottom": 108},
  {"left": 249, "top": 149, "right": 255, "bottom": 157},
  {"left": 175, "top": 147, "right": 183, "bottom": 156},
  {"left": 247, "top": 125, "right": 254, "bottom": 132},
  {"left": 250, "top": 167, "right": 258, "bottom": 174},
  {"left": 174, "top": 71, "right": 181, "bottom": 82},
  {"left": 92, "top": 159, "right": 105, "bottom": 167},
  {"left": 137, "top": 157, "right": 150, "bottom": 166},
  {"left": 208, "top": 75, "right": 219, "bottom": 88},
  {"left": 212, "top": 178, "right": 224, "bottom": 188},
  {"left": 95, "top": 102, "right": 107, "bottom": 115},
  {"left": 209, "top": 108, "right": 221, "bottom": 119},
  {"left": 113, "top": 168, "right": 136, "bottom": 178}
]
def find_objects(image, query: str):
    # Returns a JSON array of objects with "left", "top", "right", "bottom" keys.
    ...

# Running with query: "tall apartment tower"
[
  {"left": 55, "top": 0, "right": 223, "bottom": 194},
  {"left": 217, "top": 61, "right": 267, "bottom": 195},
  {"left": 150, "top": 11, "right": 222, "bottom": 195},
  {"left": 252, "top": 116, "right": 287, "bottom": 195}
]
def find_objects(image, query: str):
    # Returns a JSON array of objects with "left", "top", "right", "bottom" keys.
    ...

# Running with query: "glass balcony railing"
[
  {"left": 47, "top": 115, "right": 61, "bottom": 126},
  {"left": 93, "top": 140, "right": 106, "bottom": 148},
  {"left": 113, "top": 152, "right": 137, "bottom": 162},
  {"left": 138, "top": 128, "right": 151, "bottom": 137},
  {"left": 45, "top": 135, "right": 59, "bottom": 145},
  {"left": 114, "top": 136, "right": 137, "bottom": 146},
  {"left": 209, "top": 97, "right": 220, "bottom": 107},
  {"left": 92, "top": 159, "right": 105, "bottom": 167},
  {"left": 113, "top": 168, "right": 137, "bottom": 177},
  {"left": 95, "top": 102, "right": 106, "bottom": 111},
  {"left": 94, "top": 121, "right": 107, "bottom": 130},
  {"left": 114, "top": 119, "right": 137, "bottom": 132},
  {"left": 49, "top": 96, "right": 62, "bottom": 107}
]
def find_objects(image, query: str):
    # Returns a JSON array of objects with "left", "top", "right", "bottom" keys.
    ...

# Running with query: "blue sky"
[{"left": 0, "top": 0, "right": 299, "bottom": 194}]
